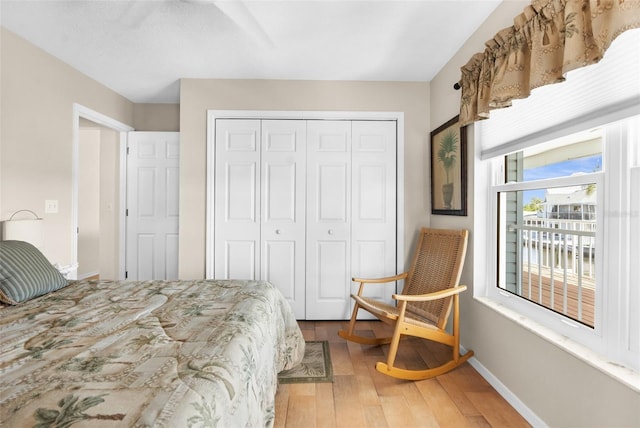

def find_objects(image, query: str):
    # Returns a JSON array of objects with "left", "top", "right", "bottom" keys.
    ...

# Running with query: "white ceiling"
[{"left": 0, "top": 0, "right": 502, "bottom": 103}]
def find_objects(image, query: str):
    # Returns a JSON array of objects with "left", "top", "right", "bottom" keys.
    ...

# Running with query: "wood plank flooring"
[{"left": 275, "top": 321, "right": 530, "bottom": 428}]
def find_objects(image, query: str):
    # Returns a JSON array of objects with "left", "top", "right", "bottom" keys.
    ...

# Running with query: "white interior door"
[
  {"left": 306, "top": 121, "right": 352, "bottom": 320},
  {"left": 214, "top": 119, "right": 261, "bottom": 280},
  {"left": 126, "top": 132, "right": 180, "bottom": 280},
  {"left": 261, "top": 120, "right": 307, "bottom": 318},
  {"left": 351, "top": 121, "right": 397, "bottom": 311}
]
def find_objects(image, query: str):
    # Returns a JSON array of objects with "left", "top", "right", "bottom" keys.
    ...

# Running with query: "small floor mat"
[{"left": 278, "top": 340, "right": 333, "bottom": 384}]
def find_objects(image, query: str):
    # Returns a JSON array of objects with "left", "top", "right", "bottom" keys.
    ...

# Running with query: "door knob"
[
  {"left": 275, "top": 229, "right": 281, "bottom": 235},
  {"left": 328, "top": 229, "right": 333, "bottom": 235}
]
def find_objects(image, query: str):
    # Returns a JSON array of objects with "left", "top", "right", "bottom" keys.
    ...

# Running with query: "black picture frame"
[{"left": 430, "top": 115, "right": 467, "bottom": 216}]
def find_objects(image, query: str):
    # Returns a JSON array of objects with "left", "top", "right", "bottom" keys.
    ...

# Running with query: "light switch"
[{"left": 45, "top": 200, "right": 58, "bottom": 214}]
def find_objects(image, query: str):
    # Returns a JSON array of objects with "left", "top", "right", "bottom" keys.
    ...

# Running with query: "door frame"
[
  {"left": 205, "top": 110, "right": 405, "bottom": 284},
  {"left": 72, "top": 103, "right": 134, "bottom": 280}
]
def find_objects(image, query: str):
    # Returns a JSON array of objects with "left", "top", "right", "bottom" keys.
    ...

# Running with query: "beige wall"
[
  {"left": 179, "top": 79, "right": 431, "bottom": 278},
  {"left": 429, "top": 2, "right": 640, "bottom": 426},
  {"left": 78, "top": 128, "right": 101, "bottom": 277},
  {"left": 0, "top": 28, "right": 134, "bottom": 266},
  {"left": 98, "top": 127, "right": 120, "bottom": 279},
  {"left": 133, "top": 103, "right": 180, "bottom": 131},
  {"left": 1, "top": 28, "right": 176, "bottom": 269}
]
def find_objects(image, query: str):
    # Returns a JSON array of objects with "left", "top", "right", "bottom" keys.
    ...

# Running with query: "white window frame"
[
  {"left": 491, "top": 159, "right": 605, "bottom": 348},
  {"left": 474, "top": 116, "right": 640, "bottom": 391}
]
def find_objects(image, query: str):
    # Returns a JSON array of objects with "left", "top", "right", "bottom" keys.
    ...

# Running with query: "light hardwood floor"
[{"left": 275, "top": 321, "right": 531, "bottom": 428}]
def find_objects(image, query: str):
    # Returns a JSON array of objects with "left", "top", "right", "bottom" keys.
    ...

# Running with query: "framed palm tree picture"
[{"left": 430, "top": 115, "right": 467, "bottom": 216}]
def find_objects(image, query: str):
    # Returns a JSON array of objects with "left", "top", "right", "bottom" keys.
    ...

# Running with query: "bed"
[{"left": 0, "top": 240, "right": 305, "bottom": 427}]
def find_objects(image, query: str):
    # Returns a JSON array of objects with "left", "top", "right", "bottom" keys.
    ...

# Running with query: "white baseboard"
[
  {"left": 461, "top": 346, "right": 547, "bottom": 427},
  {"left": 77, "top": 270, "right": 98, "bottom": 280}
]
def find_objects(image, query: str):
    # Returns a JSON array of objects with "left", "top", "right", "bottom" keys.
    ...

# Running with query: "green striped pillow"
[{"left": 0, "top": 240, "right": 68, "bottom": 304}]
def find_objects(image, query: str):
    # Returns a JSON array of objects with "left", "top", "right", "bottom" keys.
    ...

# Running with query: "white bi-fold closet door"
[
  {"left": 214, "top": 119, "right": 307, "bottom": 318},
  {"left": 213, "top": 118, "right": 396, "bottom": 320}
]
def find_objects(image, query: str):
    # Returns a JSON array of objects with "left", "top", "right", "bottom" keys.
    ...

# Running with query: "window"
[
  {"left": 496, "top": 138, "right": 602, "bottom": 328},
  {"left": 477, "top": 116, "right": 639, "bottom": 375},
  {"left": 473, "top": 30, "right": 640, "bottom": 382}
]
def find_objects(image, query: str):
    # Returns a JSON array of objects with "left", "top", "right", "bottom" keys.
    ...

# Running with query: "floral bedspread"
[{"left": 0, "top": 279, "right": 305, "bottom": 427}]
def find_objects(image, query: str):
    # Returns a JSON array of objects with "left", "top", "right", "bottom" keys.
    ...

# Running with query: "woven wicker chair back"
[{"left": 402, "top": 228, "right": 468, "bottom": 329}]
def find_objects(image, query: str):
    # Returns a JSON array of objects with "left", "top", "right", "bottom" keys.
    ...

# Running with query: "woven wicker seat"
[{"left": 338, "top": 227, "right": 473, "bottom": 380}]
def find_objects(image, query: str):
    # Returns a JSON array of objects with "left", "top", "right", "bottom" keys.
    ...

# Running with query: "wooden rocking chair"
[{"left": 338, "top": 227, "right": 473, "bottom": 380}]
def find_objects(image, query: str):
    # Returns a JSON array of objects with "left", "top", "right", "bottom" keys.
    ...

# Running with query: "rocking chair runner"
[{"left": 338, "top": 227, "right": 473, "bottom": 380}]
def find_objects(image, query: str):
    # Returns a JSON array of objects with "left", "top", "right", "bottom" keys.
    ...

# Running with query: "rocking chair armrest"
[
  {"left": 392, "top": 285, "right": 468, "bottom": 302},
  {"left": 352, "top": 273, "right": 408, "bottom": 284},
  {"left": 352, "top": 273, "right": 409, "bottom": 297}
]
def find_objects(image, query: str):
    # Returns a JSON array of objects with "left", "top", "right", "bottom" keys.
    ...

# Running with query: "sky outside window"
[{"left": 522, "top": 154, "right": 602, "bottom": 207}]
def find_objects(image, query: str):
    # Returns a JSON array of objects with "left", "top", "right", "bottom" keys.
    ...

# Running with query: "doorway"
[
  {"left": 72, "top": 104, "right": 133, "bottom": 280},
  {"left": 77, "top": 119, "right": 122, "bottom": 280}
]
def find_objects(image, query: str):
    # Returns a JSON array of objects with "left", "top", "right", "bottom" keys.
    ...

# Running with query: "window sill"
[{"left": 474, "top": 296, "right": 640, "bottom": 393}]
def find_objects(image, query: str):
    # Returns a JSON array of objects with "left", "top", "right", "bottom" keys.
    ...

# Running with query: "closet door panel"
[
  {"left": 214, "top": 119, "right": 261, "bottom": 279},
  {"left": 264, "top": 163, "right": 296, "bottom": 221},
  {"left": 261, "top": 120, "right": 306, "bottom": 318},
  {"left": 351, "top": 121, "right": 397, "bottom": 308},
  {"left": 314, "top": 240, "right": 349, "bottom": 297},
  {"left": 225, "top": 240, "right": 257, "bottom": 279},
  {"left": 226, "top": 163, "right": 258, "bottom": 220},
  {"left": 306, "top": 120, "right": 352, "bottom": 320},
  {"left": 318, "top": 164, "right": 348, "bottom": 222},
  {"left": 357, "top": 165, "right": 385, "bottom": 219}
]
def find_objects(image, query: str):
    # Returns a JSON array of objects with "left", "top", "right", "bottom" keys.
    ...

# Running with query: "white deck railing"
[
  {"left": 511, "top": 218, "right": 597, "bottom": 326},
  {"left": 519, "top": 218, "right": 596, "bottom": 278}
]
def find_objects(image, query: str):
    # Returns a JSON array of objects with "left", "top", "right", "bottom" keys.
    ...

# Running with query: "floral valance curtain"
[{"left": 458, "top": 0, "right": 640, "bottom": 126}]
